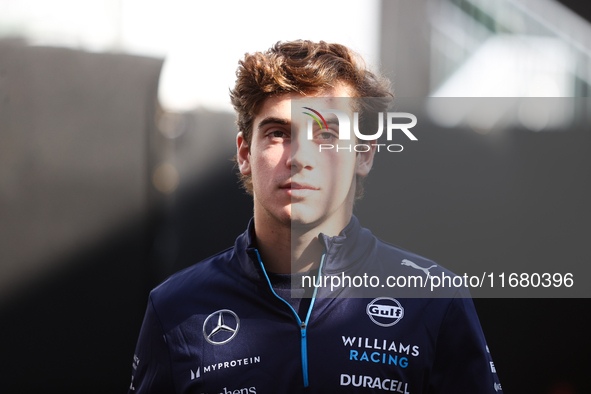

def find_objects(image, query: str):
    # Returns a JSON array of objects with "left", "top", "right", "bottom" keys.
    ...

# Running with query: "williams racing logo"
[
  {"left": 366, "top": 298, "right": 404, "bottom": 327},
  {"left": 203, "top": 309, "right": 240, "bottom": 345}
]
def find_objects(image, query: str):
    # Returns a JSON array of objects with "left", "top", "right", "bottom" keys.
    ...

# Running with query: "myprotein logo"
[
  {"left": 366, "top": 298, "right": 404, "bottom": 327},
  {"left": 303, "top": 107, "right": 417, "bottom": 153}
]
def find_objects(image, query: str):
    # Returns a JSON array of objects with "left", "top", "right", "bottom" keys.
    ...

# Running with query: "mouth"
[
  {"left": 280, "top": 182, "right": 319, "bottom": 198},
  {"left": 280, "top": 182, "right": 318, "bottom": 190}
]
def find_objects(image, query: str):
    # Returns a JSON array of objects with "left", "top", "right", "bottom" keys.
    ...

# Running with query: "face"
[{"left": 236, "top": 84, "right": 375, "bottom": 231}]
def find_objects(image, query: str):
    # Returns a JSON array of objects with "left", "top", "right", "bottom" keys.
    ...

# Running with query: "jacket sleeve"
[
  {"left": 128, "top": 295, "right": 176, "bottom": 394},
  {"left": 428, "top": 295, "right": 503, "bottom": 394}
]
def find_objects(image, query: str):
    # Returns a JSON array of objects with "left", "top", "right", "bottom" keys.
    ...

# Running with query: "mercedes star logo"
[{"left": 202, "top": 309, "right": 240, "bottom": 345}]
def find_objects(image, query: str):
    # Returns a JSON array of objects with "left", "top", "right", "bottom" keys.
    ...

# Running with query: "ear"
[
  {"left": 236, "top": 132, "right": 251, "bottom": 175},
  {"left": 355, "top": 140, "right": 377, "bottom": 177}
]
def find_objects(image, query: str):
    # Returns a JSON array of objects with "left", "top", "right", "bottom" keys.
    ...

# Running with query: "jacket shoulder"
[
  {"left": 370, "top": 236, "right": 464, "bottom": 298},
  {"left": 373, "top": 237, "right": 444, "bottom": 270},
  {"left": 150, "top": 246, "right": 235, "bottom": 302}
]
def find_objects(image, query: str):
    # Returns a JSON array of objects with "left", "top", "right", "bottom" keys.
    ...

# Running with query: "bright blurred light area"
[
  {"left": 428, "top": 35, "right": 577, "bottom": 132},
  {"left": 0, "top": 0, "right": 381, "bottom": 112},
  {"left": 432, "top": 35, "right": 575, "bottom": 97},
  {"left": 155, "top": 0, "right": 380, "bottom": 112},
  {"left": 0, "top": 0, "right": 122, "bottom": 50}
]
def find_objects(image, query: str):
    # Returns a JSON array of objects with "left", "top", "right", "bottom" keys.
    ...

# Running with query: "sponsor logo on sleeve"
[{"left": 129, "top": 354, "right": 140, "bottom": 391}]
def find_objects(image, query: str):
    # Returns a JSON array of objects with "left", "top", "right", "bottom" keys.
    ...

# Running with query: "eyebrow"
[
  {"left": 257, "top": 117, "right": 290, "bottom": 132},
  {"left": 310, "top": 117, "right": 339, "bottom": 129}
]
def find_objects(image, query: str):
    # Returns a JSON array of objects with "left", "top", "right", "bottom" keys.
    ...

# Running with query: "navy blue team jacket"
[{"left": 129, "top": 216, "right": 503, "bottom": 393}]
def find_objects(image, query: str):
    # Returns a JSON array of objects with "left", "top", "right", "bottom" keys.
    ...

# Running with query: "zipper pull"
[{"left": 301, "top": 322, "right": 306, "bottom": 336}]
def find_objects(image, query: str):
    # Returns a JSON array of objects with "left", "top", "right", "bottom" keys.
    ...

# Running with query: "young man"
[{"left": 129, "top": 41, "right": 502, "bottom": 393}]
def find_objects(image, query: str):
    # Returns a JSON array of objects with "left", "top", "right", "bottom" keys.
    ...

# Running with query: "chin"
[
  {"left": 271, "top": 207, "right": 293, "bottom": 227},
  {"left": 289, "top": 208, "right": 322, "bottom": 229}
]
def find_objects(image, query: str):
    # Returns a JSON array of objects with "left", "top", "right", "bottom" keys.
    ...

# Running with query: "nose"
[{"left": 287, "top": 132, "right": 315, "bottom": 172}]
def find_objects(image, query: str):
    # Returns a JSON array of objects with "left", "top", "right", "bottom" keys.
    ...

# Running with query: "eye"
[
  {"left": 268, "top": 130, "right": 288, "bottom": 139},
  {"left": 316, "top": 131, "right": 336, "bottom": 141}
]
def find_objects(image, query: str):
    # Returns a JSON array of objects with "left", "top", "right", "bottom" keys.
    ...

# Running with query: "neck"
[{"left": 253, "top": 207, "right": 351, "bottom": 274}]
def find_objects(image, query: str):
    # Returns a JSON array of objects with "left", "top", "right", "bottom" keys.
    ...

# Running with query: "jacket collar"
[
  {"left": 234, "top": 216, "right": 374, "bottom": 281},
  {"left": 234, "top": 217, "right": 266, "bottom": 282},
  {"left": 318, "top": 215, "right": 376, "bottom": 275}
]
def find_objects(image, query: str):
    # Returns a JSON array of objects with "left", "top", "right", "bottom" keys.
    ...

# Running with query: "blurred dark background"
[{"left": 1, "top": 0, "right": 591, "bottom": 393}]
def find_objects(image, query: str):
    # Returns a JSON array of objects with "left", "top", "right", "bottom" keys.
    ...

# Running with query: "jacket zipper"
[{"left": 254, "top": 248, "right": 326, "bottom": 388}]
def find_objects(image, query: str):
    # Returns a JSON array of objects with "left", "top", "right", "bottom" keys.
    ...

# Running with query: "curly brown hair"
[{"left": 230, "top": 40, "right": 393, "bottom": 196}]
